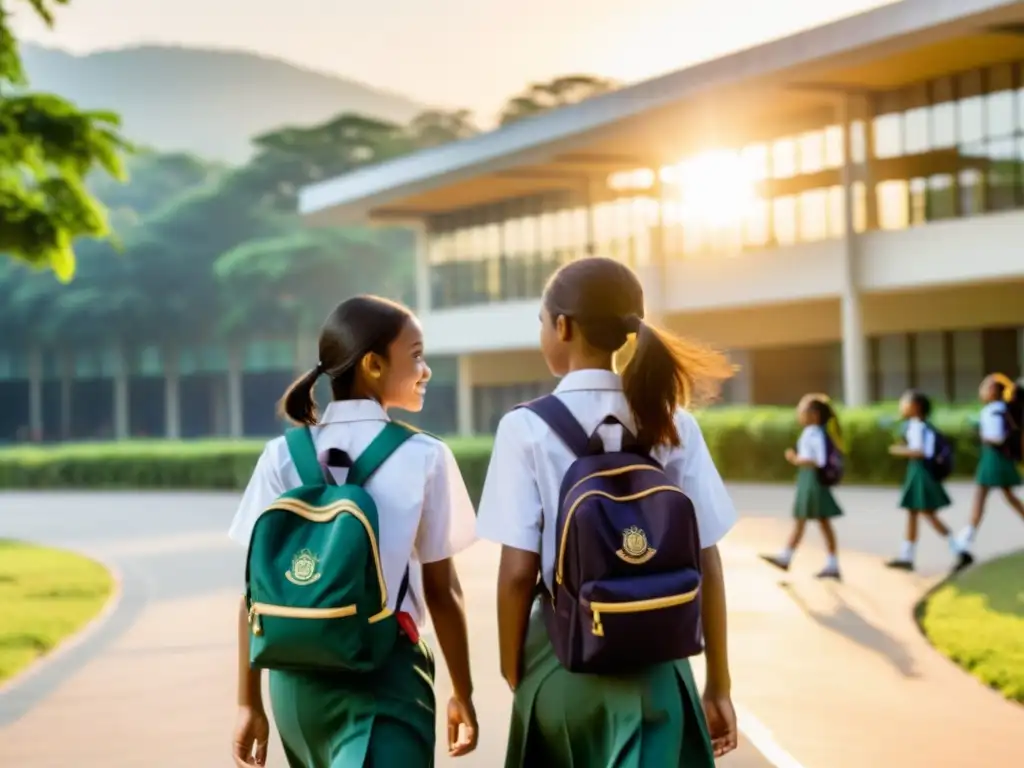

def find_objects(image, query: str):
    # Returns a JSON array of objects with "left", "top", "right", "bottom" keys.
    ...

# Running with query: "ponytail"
[
  {"left": 621, "top": 321, "right": 734, "bottom": 449},
  {"left": 991, "top": 372, "right": 1016, "bottom": 403},
  {"left": 278, "top": 365, "right": 322, "bottom": 426},
  {"left": 807, "top": 394, "right": 844, "bottom": 453}
]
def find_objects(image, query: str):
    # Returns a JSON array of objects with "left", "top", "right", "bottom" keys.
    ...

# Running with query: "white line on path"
[{"left": 735, "top": 702, "right": 808, "bottom": 768}]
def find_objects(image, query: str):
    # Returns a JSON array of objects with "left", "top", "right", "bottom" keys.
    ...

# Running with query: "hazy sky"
[{"left": 14, "top": 0, "right": 892, "bottom": 122}]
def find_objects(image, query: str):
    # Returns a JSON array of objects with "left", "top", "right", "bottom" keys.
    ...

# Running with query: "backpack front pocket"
[{"left": 577, "top": 568, "right": 703, "bottom": 672}]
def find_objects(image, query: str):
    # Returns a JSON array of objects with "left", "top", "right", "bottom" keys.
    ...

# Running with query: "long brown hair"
[
  {"left": 543, "top": 257, "right": 734, "bottom": 448},
  {"left": 279, "top": 296, "right": 413, "bottom": 425}
]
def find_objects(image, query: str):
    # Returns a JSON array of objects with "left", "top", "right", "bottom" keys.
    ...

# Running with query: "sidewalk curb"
[
  {"left": 0, "top": 542, "right": 124, "bottom": 699},
  {"left": 911, "top": 548, "right": 1024, "bottom": 708}
]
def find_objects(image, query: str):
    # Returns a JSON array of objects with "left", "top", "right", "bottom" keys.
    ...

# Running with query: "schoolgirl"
[
  {"left": 476, "top": 257, "right": 740, "bottom": 767},
  {"left": 957, "top": 373, "right": 1024, "bottom": 554},
  {"left": 760, "top": 393, "right": 843, "bottom": 580},
  {"left": 229, "top": 296, "right": 479, "bottom": 767},
  {"left": 886, "top": 390, "right": 971, "bottom": 572}
]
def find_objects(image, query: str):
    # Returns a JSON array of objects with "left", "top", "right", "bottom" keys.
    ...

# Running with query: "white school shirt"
[
  {"left": 796, "top": 425, "right": 827, "bottom": 468},
  {"left": 980, "top": 401, "right": 1008, "bottom": 443},
  {"left": 228, "top": 399, "right": 477, "bottom": 627},
  {"left": 904, "top": 417, "right": 936, "bottom": 459},
  {"left": 475, "top": 368, "right": 738, "bottom": 594}
]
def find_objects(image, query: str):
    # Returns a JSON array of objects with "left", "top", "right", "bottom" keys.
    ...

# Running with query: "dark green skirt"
[
  {"left": 504, "top": 599, "right": 715, "bottom": 768},
  {"left": 793, "top": 466, "right": 843, "bottom": 520},
  {"left": 976, "top": 445, "right": 1022, "bottom": 489},
  {"left": 899, "top": 459, "right": 952, "bottom": 511},
  {"left": 268, "top": 638, "right": 436, "bottom": 768}
]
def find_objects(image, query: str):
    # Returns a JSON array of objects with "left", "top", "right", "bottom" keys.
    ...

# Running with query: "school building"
[
  {"left": 298, "top": 0, "right": 1024, "bottom": 436},
  {"left": 5, "top": 0, "right": 1024, "bottom": 443}
]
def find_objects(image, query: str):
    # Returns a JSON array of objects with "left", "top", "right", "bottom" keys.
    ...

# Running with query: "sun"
[{"left": 664, "top": 150, "right": 758, "bottom": 227}]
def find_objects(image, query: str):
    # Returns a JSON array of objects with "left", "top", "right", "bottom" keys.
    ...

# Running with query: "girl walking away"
[
  {"left": 229, "top": 296, "right": 479, "bottom": 768},
  {"left": 476, "top": 257, "right": 740, "bottom": 768},
  {"left": 957, "top": 373, "right": 1024, "bottom": 555},
  {"left": 886, "top": 390, "right": 972, "bottom": 572},
  {"left": 760, "top": 394, "right": 844, "bottom": 580}
]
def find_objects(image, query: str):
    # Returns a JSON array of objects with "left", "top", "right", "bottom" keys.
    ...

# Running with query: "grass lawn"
[
  {"left": 0, "top": 540, "right": 115, "bottom": 684},
  {"left": 919, "top": 550, "right": 1024, "bottom": 704}
]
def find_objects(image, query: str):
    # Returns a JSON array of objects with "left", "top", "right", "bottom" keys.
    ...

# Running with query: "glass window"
[
  {"left": 772, "top": 196, "right": 798, "bottom": 245},
  {"left": 798, "top": 132, "right": 824, "bottom": 173},
  {"left": 742, "top": 200, "right": 770, "bottom": 248},
  {"left": 904, "top": 84, "right": 930, "bottom": 155},
  {"left": 798, "top": 189, "right": 828, "bottom": 241},
  {"left": 909, "top": 177, "right": 927, "bottom": 226},
  {"left": 987, "top": 137, "right": 1017, "bottom": 212},
  {"left": 958, "top": 70, "right": 985, "bottom": 145},
  {"left": 827, "top": 186, "right": 844, "bottom": 239},
  {"left": 849, "top": 120, "right": 866, "bottom": 164},
  {"left": 873, "top": 114, "right": 902, "bottom": 158},
  {"left": 932, "top": 77, "right": 957, "bottom": 148},
  {"left": 741, "top": 144, "right": 769, "bottom": 180},
  {"left": 876, "top": 180, "right": 909, "bottom": 230},
  {"left": 986, "top": 64, "right": 1015, "bottom": 138},
  {"left": 927, "top": 175, "right": 956, "bottom": 221},
  {"left": 824, "top": 126, "right": 843, "bottom": 168},
  {"left": 772, "top": 139, "right": 797, "bottom": 178}
]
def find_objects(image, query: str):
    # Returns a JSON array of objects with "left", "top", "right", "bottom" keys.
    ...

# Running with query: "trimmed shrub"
[{"left": 0, "top": 407, "right": 984, "bottom": 503}]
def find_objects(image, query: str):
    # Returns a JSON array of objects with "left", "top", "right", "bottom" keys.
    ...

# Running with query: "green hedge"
[{"left": 0, "top": 407, "right": 984, "bottom": 502}]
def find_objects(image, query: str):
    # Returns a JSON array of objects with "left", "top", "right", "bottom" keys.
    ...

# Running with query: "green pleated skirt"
[
  {"left": 268, "top": 638, "right": 436, "bottom": 768},
  {"left": 899, "top": 459, "right": 952, "bottom": 511},
  {"left": 793, "top": 466, "right": 843, "bottom": 520},
  {"left": 504, "top": 599, "right": 715, "bottom": 768},
  {"left": 976, "top": 444, "right": 1022, "bottom": 489}
]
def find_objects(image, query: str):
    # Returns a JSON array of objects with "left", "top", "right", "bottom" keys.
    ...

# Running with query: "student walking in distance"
[
  {"left": 957, "top": 373, "right": 1024, "bottom": 556},
  {"left": 760, "top": 394, "right": 844, "bottom": 580},
  {"left": 886, "top": 390, "right": 972, "bottom": 572},
  {"left": 229, "top": 296, "right": 479, "bottom": 768},
  {"left": 476, "top": 257, "right": 740, "bottom": 767}
]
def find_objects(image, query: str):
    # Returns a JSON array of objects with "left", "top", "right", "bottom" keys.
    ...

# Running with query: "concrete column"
[
  {"left": 112, "top": 343, "right": 130, "bottom": 440},
  {"left": 727, "top": 349, "right": 754, "bottom": 405},
  {"left": 413, "top": 222, "right": 432, "bottom": 314},
  {"left": 27, "top": 345, "right": 43, "bottom": 441},
  {"left": 645, "top": 172, "right": 669, "bottom": 326},
  {"left": 164, "top": 344, "right": 181, "bottom": 440},
  {"left": 839, "top": 95, "right": 870, "bottom": 407},
  {"left": 227, "top": 342, "right": 244, "bottom": 438},
  {"left": 456, "top": 354, "right": 474, "bottom": 437},
  {"left": 59, "top": 350, "right": 72, "bottom": 440}
]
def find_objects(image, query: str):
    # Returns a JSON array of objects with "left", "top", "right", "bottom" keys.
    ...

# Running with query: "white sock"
[
  {"left": 777, "top": 547, "right": 794, "bottom": 565},
  {"left": 947, "top": 535, "right": 963, "bottom": 555},
  {"left": 899, "top": 540, "right": 915, "bottom": 562},
  {"left": 959, "top": 526, "right": 977, "bottom": 547},
  {"left": 824, "top": 554, "right": 839, "bottom": 571}
]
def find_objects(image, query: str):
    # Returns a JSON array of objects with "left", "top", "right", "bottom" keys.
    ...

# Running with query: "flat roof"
[{"left": 300, "top": 0, "right": 1024, "bottom": 225}]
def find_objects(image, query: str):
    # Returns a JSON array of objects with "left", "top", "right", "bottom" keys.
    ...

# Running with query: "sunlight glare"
[{"left": 667, "top": 150, "right": 758, "bottom": 227}]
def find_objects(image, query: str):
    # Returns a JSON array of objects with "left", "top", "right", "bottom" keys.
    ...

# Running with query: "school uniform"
[
  {"left": 898, "top": 418, "right": 952, "bottom": 511},
  {"left": 476, "top": 368, "right": 737, "bottom": 768},
  {"left": 791, "top": 425, "right": 843, "bottom": 520},
  {"left": 976, "top": 401, "right": 1022, "bottom": 489},
  {"left": 229, "top": 399, "right": 477, "bottom": 768}
]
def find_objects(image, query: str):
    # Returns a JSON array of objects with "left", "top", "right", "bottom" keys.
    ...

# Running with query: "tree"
[
  {"left": 498, "top": 75, "right": 617, "bottom": 126},
  {"left": 0, "top": 0, "right": 130, "bottom": 281},
  {"left": 408, "top": 109, "right": 478, "bottom": 148}
]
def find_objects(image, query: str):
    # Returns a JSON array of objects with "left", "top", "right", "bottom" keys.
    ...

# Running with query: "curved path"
[{"left": 1, "top": 484, "right": 1022, "bottom": 767}]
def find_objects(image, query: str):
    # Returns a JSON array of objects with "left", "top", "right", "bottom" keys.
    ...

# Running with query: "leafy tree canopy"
[{"left": 0, "top": 0, "right": 132, "bottom": 281}]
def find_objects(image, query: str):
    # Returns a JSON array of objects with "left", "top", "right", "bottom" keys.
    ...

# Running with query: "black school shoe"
[
  {"left": 885, "top": 559, "right": 915, "bottom": 571},
  {"left": 759, "top": 554, "right": 790, "bottom": 572},
  {"left": 815, "top": 567, "right": 842, "bottom": 581},
  {"left": 953, "top": 551, "right": 975, "bottom": 573}
]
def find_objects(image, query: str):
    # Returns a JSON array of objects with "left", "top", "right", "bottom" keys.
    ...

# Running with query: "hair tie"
[
  {"left": 992, "top": 373, "right": 1015, "bottom": 402},
  {"left": 314, "top": 361, "right": 325, "bottom": 376},
  {"left": 622, "top": 314, "right": 642, "bottom": 334}
]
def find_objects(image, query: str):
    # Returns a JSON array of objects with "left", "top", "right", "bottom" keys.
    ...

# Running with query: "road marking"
[{"left": 735, "top": 702, "right": 808, "bottom": 768}]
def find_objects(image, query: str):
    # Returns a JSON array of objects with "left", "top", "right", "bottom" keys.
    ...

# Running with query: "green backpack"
[{"left": 245, "top": 421, "right": 416, "bottom": 673}]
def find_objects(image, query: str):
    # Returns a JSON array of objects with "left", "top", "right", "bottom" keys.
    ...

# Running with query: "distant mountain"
[{"left": 20, "top": 43, "right": 425, "bottom": 164}]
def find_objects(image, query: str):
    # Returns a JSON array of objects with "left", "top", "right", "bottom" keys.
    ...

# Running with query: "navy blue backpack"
[
  {"left": 517, "top": 395, "right": 704, "bottom": 675},
  {"left": 925, "top": 424, "right": 955, "bottom": 481},
  {"left": 817, "top": 433, "right": 844, "bottom": 487}
]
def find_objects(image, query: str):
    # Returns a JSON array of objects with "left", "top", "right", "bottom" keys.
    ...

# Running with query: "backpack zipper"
[
  {"left": 588, "top": 587, "right": 699, "bottom": 637},
  {"left": 248, "top": 602, "right": 357, "bottom": 636},
  {"left": 556, "top": 483, "right": 684, "bottom": 586},
  {"left": 259, "top": 498, "right": 393, "bottom": 624}
]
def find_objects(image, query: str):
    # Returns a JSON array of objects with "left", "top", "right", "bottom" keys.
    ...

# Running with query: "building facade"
[{"left": 299, "top": 0, "right": 1024, "bottom": 435}]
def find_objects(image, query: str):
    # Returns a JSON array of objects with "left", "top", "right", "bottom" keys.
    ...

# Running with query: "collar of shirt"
[
  {"left": 320, "top": 399, "right": 390, "bottom": 424},
  {"left": 553, "top": 368, "right": 623, "bottom": 394}
]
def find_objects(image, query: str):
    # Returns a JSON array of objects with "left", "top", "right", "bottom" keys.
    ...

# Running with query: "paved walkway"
[{"left": 0, "top": 484, "right": 1022, "bottom": 767}]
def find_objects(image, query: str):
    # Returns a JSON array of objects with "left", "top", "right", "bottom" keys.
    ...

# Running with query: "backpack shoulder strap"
[
  {"left": 516, "top": 394, "right": 589, "bottom": 457},
  {"left": 348, "top": 421, "right": 418, "bottom": 487},
  {"left": 284, "top": 426, "right": 326, "bottom": 487}
]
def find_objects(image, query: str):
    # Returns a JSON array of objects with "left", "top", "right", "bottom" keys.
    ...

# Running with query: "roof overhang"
[{"left": 300, "top": 0, "right": 1024, "bottom": 226}]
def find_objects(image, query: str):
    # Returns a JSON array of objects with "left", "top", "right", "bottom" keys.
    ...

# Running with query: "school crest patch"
[
  {"left": 285, "top": 549, "right": 321, "bottom": 585},
  {"left": 616, "top": 525, "right": 656, "bottom": 564}
]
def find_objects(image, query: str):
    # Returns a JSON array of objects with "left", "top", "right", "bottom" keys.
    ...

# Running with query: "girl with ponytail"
[
  {"left": 760, "top": 392, "right": 845, "bottom": 580},
  {"left": 476, "top": 257, "right": 740, "bottom": 766},
  {"left": 956, "top": 373, "right": 1024, "bottom": 558}
]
